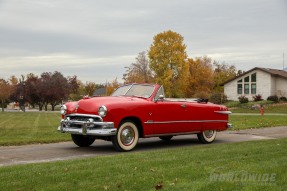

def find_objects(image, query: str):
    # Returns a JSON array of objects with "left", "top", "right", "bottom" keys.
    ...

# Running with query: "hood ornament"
[{"left": 75, "top": 102, "right": 79, "bottom": 112}]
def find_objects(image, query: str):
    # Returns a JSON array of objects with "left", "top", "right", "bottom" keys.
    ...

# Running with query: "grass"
[
  {"left": 0, "top": 112, "right": 286, "bottom": 146},
  {"left": 0, "top": 138, "right": 286, "bottom": 191},
  {"left": 0, "top": 112, "right": 70, "bottom": 146},
  {"left": 230, "top": 115, "right": 287, "bottom": 130}
]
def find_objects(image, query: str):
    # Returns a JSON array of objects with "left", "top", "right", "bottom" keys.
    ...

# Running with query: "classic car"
[{"left": 58, "top": 83, "right": 232, "bottom": 151}]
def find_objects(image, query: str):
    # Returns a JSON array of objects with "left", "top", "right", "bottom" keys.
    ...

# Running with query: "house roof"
[
  {"left": 93, "top": 87, "right": 107, "bottom": 96},
  {"left": 222, "top": 67, "right": 287, "bottom": 85}
]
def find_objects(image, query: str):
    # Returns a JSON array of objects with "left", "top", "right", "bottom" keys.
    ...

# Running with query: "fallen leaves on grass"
[{"left": 155, "top": 181, "right": 163, "bottom": 190}]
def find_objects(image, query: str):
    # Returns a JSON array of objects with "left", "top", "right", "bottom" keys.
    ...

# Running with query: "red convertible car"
[{"left": 58, "top": 84, "right": 232, "bottom": 151}]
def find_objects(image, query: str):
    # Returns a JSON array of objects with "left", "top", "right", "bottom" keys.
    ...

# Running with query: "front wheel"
[
  {"left": 197, "top": 130, "right": 217, "bottom": 144},
  {"left": 112, "top": 121, "right": 139, "bottom": 152},
  {"left": 71, "top": 134, "right": 96, "bottom": 147}
]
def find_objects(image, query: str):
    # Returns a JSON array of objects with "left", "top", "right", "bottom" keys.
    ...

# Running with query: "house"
[
  {"left": 222, "top": 67, "right": 287, "bottom": 101},
  {"left": 93, "top": 87, "right": 107, "bottom": 97}
]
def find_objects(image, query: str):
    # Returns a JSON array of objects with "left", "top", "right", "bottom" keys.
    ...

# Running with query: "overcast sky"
[{"left": 0, "top": 0, "right": 286, "bottom": 83}]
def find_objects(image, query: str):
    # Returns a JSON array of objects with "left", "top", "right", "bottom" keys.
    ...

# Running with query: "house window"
[
  {"left": 251, "top": 73, "right": 256, "bottom": 82},
  {"left": 235, "top": 73, "right": 257, "bottom": 96},
  {"left": 244, "top": 76, "right": 249, "bottom": 82},
  {"left": 251, "top": 84, "right": 256, "bottom": 94},
  {"left": 244, "top": 84, "right": 249, "bottom": 94},
  {"left": 237, "top": 84, "right": 242, "bottom": 94}
]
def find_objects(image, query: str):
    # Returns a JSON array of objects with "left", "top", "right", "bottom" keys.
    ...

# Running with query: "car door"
[{"left": 151, "top": 100, "right": 193, "bottom": 135}]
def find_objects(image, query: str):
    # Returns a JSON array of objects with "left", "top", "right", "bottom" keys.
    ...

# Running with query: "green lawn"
[
  {"left": 230, "top": 115, "right": 287, "bottom": 130},
  {"left": 0, "top": 138, "right": 286, "bottom": 191},
  {"left": 0, "top": 112, "right": 70, "bottom": 146},
  {"left": 0, "top": 112, "right": 286, "bottom": 146}
]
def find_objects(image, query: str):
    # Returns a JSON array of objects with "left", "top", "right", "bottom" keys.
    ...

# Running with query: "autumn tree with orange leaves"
[
  {"left": 84, "top": 81, "right": 97, "bottom": 97},
  {"left": 149, "top": 30, "right": 190, "bottom": 98},
  {"left": 106, "top": 78, "right": 120, "bottom": 95},
  {"left": 186, "top": 57, "right": 214, "bottom": 98},
  {"left": 0, "top": 78, "right": 14, "bottom": 112},
  {"left": 213, "top": 61, "right": 236, "bottom": 93},
  {"left": 122, "top": 31, "right": 237, "bottom": 99}
]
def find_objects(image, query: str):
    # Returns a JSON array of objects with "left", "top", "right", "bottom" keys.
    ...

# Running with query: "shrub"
[
  {"left": 252, "top": 94, "right": 263, "bottom": 102},
  {"left": 194, "top": 91, "right": 210, "bottom": 100},
  {"left": 279, "top": 97, "right": 287, "bottom": 102},
  {"left": 267, "top": 95, "right": 279, "bottom": 103},
  {"left": 210, "top": 93, "right": 228, "bottom": 104},
  {"left": 238, "top": 95, "right": 249, "bottom": 103}
]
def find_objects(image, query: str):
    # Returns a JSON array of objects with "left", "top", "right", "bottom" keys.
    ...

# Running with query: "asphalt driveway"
[{"left": 0, "top": 126, "right": 286, "bottom": 167}]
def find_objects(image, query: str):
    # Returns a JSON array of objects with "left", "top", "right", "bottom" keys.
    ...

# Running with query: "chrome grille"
[{"left": 63, "top": 114, "right": 103, "bottom": 129}]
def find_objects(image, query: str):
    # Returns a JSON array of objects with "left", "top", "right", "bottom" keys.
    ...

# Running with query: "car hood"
[{"left": 65, "top": 96, "right": 147, "bottom": 115}]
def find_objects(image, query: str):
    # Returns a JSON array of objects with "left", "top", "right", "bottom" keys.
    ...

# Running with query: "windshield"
[{"left": 111, "top": 84, "right": 155, "bottom": 98}]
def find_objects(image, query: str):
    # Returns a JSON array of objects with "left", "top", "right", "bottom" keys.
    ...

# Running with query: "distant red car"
[{"left": 58, "top": 84, "right": 232, "bottom": 151}]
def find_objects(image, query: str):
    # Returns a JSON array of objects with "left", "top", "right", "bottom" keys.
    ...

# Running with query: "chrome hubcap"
[
  {"left": 120, "top": 127, "right": 135, "bottom": 146},
  {"left": 204, "top": 130, "right": 214, "bottom": 138}
]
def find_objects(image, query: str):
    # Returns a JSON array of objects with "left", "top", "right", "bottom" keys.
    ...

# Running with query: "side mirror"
[{"left": 155, "top": 95, "right": 164, "bottom": 102}]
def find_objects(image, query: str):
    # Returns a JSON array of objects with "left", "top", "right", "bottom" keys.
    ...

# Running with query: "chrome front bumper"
[{"left": 57, "top": 114, "right": 116, "bottom": 136}]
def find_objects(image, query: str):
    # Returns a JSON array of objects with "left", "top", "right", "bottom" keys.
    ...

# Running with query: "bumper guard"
[{"left": 58, "top": 115, "right": 116, "bottom": 136}]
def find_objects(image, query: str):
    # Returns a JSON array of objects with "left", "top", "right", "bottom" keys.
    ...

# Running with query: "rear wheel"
[
  {"left": 159, "top": 136, "right": 173, "bottom": 141},
  {"left": 71, "top": 134, "right": 96, "bottom": 147},
  {"left": 197, "top": 130, "right": 217, "bottom": 144},
  {"left": 112, "top": 121, "right": 139, "bottom": 152}
]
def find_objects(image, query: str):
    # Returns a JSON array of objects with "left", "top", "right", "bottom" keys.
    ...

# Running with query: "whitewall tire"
[
  {"left": 197, "top": 130, "right": 217, "bottom": 144},
  {"left": 112, "top": 121, "right": 139, "bottom": 151}
]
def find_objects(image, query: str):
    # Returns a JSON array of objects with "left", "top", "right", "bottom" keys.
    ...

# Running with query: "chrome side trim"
[
  {"left": 214, "top": 111, "right": 232, "bottom": 115},
  {"left": 144, "top": 131, "right": 201, "bottom": 138},
  {"left": 144, "top": 120, "right": 229, "bottom": 124}
]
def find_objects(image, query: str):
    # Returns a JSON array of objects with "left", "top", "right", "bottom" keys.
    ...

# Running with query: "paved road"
[{"left": 0, "top": 126, "right": 286, "bottom": 167}]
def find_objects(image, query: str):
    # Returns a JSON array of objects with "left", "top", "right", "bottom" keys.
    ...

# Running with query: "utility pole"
[{"left": 283, "top": 52, "right": 285, "bottom": 70}]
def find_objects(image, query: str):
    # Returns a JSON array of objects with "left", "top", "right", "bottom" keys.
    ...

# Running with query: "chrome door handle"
[{"left": 181, "top": 104, "right": 186, "bottom": 108}]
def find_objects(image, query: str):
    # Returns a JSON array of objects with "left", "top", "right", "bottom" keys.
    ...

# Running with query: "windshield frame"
[{"left": 111, "top": 84, "right": 156, "bottom": 99}]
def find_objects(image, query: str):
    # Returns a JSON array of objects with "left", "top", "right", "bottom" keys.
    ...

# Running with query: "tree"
[
  {"left": 123, "top": 51, "right": 153, "bottom": 83},
  {"left": 187, "top": 56, "right": 214, "bottom": 98},
  {"left": 213, "top": 61, "right": 236, "bottom": 93},
  {"left": 84, "top": 81, "right": 97, "bottom": 97},
  {"left": 8, "top": 72, "right": 77, "bottom": 111},
  {"left": 237, "top": 70, "right": 244, "bottom": 76},
  {"left": 39, "top": 72, "right": 52, "bottom": 111},
  {"left": 9, "top": 76, "right": 22, "bottom": 104},
  {"left": 48, "top": 71, "right": 69, "bottom": 111},
  {"left": 25, "top": 73, "right": 41, "bottom": 108},
  {"left": 69, "top": 79, "right": 85, "bottom": 101},
  {"left": 68, "top": 75, "right": 79, "bottom": 94},
  {"left": 106, "top": 78, "right": 120, "bottom": 95},
  {"left": 9, "top": 75, "right": 18, "bottom": 85},
  {"left": 148, "top": 30, "right": 189, "bottom": 97},
  {"left": 37, "top": 71, "right": 69, "bottom": 111},
  {"left": 0, "top": 79, "right": 14, "bottom": 112}
]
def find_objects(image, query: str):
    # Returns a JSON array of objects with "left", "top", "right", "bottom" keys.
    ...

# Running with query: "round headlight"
[
  {"left": 60, "top": 105, "right": 67, "bottom": 115},
  {"left": 98, "top": 105, "right": 107, "bottom": 117}
]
